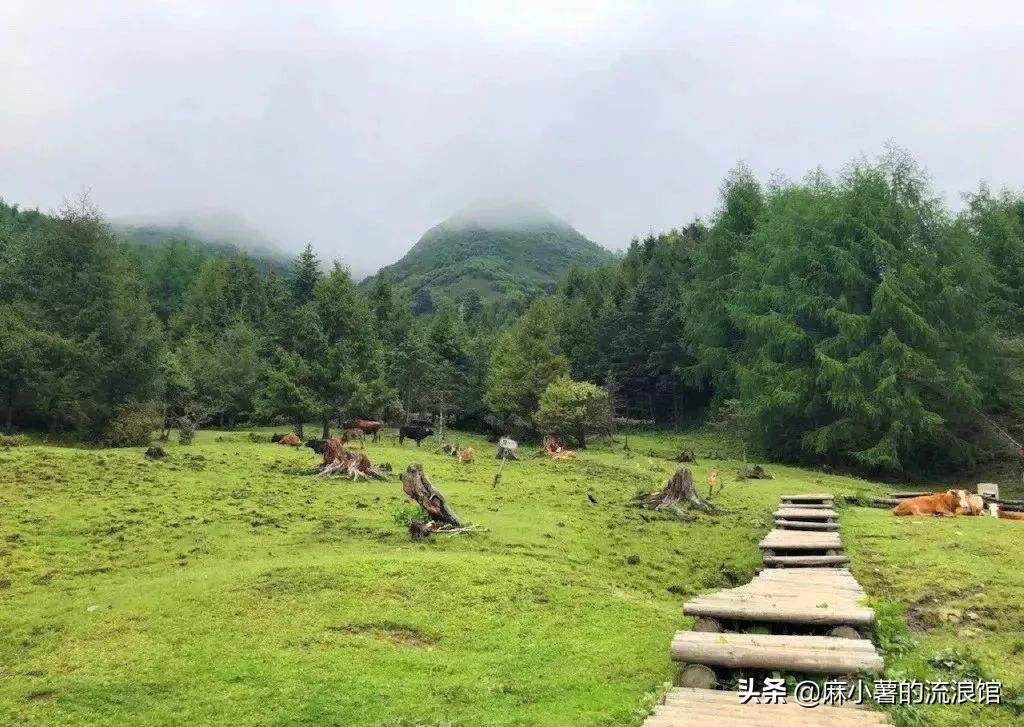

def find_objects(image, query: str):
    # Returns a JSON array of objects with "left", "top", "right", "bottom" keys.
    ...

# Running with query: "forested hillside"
[
  {"left": 368, "top": 202, "right": 613, "bottom": 313},
  {"left": 2, "top": 150, "right": 1023, "bottom": 477}
]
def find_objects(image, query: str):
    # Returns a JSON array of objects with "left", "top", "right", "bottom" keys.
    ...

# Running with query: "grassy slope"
[{"left": 0, "top": 430, "right": 1020, "bottom": 726}]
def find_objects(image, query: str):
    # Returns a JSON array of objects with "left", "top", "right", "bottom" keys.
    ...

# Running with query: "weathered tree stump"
[
  {"left": 634, "top": 467, "right": 720, "bottom": 520},
  {"left": 401, "top": 464, "right": 461, "bottom": 528}
]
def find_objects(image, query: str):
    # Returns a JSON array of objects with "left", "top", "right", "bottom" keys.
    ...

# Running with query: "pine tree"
[{"left": 289, "top": 243, "right": 322, "bottom": 305}]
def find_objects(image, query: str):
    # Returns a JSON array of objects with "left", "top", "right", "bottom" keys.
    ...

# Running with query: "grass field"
[{"left": 1, "top": 429, "right": 1021, "bottom": 726}]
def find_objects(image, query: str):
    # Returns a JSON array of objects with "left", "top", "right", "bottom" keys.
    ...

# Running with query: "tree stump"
[
  {"left": 401, "top": 464, "right": 461, "bottom": 527},
  {"left": 676, "top": 664, "right": 717, "bottom": 689},
  {"left": 634, "top": 467, "right": 720, "bottom": 520}
]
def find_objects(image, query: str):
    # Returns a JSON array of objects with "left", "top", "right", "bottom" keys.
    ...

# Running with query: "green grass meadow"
[{"left": 1, "top": 430, "right": 1021, "bottom": 725}]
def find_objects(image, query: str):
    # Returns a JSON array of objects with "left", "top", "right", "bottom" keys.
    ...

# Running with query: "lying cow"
[
  {"left": 458, "top": 446, "right": 476, "bottom": 464},
  {"left": 893, "top": 490, "right": 969, "bottom": 517},
  {"left": 399, "top": 424, "right": 433, "bottom": 446},
  {"left": 277, "top": 433, "right": 303, "bottom": 447}
]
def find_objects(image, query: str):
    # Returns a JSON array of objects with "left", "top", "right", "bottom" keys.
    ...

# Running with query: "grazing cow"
[
  {"left": 399, "top": 424, "right": 433, "bottom": 446},
  {"left": 278, "top": 433, "right": 303, "bottom": 447},
  {"left": 893, "top": 490, "right": 968, "bottom": 517},
  {"left": 458, "top": 446, "right": 476, "bottom": 464},
  {"left": 356, "top": 419, "right": 383, "bottom": 443},
  {"left": 305, "top": 438, "right": 327, "bottom": 455}
]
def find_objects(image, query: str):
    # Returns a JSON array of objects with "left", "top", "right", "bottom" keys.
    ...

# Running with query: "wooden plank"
[
  {"left": 775, "top": 519, "right": 839, "bottom": 531},
  {"left": 782, "top": 493, "right": 835, "bottom": 501},
  {"left": 669, "top": 631, "right": 884, "bottom": 673},
  {"left": 763, "top": 554, "right": 850, "bottom": 567},
  {"left": 644, "top": 692, "right": 893, "bottom": 726},
  {"left": 684, "top": 598, "right": 874, "bottom": 625},
  {"left": 775, "top": 508, "right": 837, "bottom": 520},
  {"left": 760, "top": 530, "right": 842, "bottom": 550}
]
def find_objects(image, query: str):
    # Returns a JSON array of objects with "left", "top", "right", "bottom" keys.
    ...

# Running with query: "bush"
[
  {"left": 103, "top": 403, "right": 162, "bottom": 447},
  {"left": 0, "top": 433, "right": 30, "bottom": 447},
  {"left": 178, "top": 416, "right": 196, "bottom": 445},
  {"left": 533, "top": 376, "right": 613, "bottom": 448}
]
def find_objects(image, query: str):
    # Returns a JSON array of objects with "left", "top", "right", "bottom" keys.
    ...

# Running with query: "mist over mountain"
[{"left": 369, "top": 202, "right": 613, "bottom": 308}]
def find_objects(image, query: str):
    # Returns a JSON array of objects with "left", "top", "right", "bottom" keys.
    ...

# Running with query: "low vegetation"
[{"left": 1, "top": 429, "right": 1020, "bottom": 725}]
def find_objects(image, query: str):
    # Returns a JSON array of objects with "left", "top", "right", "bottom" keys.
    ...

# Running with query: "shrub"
[
  {"left": 103, "top": 403, "right": 162, "bottom": 447},
  {"left": 533, "top": 376, "right": 613, "bottom": 448},
  {"left": 178, "top": 416, "right": 196, "bottom": 445},
  {"left": 0, "top": 433, "right": 29, "bottom": 447}
]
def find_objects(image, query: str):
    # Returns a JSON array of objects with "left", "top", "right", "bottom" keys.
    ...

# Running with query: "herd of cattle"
[{"left": 271, "top": 420, "right": 436, "bottom": 451}]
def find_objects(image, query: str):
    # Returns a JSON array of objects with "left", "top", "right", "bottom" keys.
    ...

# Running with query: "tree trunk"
[
  {"left": 294, "top": 417, "right": 304, "bottom": 439},
  {"left": 401, "top": 464, "right": 461, "bottom": 527},
  {"left": 321, "top": 416, "right": 330, "bottom": 440},
  {"left": 3, "top": 399, "right": 12, "bottom": 434},
  {"left": 634, "top": 467, "right": 720, "bottom": 520},
  {"left": 576, "top": 424, "right": 587, "bottom": 449}
]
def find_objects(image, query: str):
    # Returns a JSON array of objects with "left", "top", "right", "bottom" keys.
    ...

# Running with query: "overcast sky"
[{"left": 3, "top": 2, "right": 1023, "bottom": 275}]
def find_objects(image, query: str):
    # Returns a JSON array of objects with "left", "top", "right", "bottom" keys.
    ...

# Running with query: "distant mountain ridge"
[
  {"left": 371, "top": 202, "right": 613, "bottom": 305},
  {"left": 113, "top": 221, "right": 290, "bottom": 274}
]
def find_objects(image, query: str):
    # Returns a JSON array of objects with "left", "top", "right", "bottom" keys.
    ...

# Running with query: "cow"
[
  {"left": 961, "top": 493, "right": 985, "bottom": 515},
  {"left": 270, "top": 433, "right": 288, "bottom": 443},
  {"left": 356, "top": 419, "right": 384, "bottom": 443},
  {"left": 305, "top": 438, "right": 328, "bottom": 455},
  {"left": 399, "top": 424, "right": 433, "bottom": 446},
  {"left": 458, "top": 446, "right": 476, "bottom": 464},
  {"left": 893, "top": 490, "right": 968, "bottom": 517},
  {"left": 278, "top": 433, "right": 303, "bottom": 447}
]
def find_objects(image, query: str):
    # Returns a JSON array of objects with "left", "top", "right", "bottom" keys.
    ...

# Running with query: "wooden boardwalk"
[
  {"left": 645, "top": 688, "right": 890, "bottom": 726},
  {"left": 643, "top": 493, "right": 890, "bottom": 726}
]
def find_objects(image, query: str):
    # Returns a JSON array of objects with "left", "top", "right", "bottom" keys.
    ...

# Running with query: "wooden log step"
[
  {"left": 775, "top": 519, "right": 839, "bottom": 531},
  {"left": 760, "top": 530, "right": 842, "bottom": 551},
  {"left": 670, "top": 631, "right": 884, "bottom": 673},
  {"left": 685, "top": 595, "right": 874, "bottom": 626},
  {"left": 782, "top": 493, "right": 835, "bottom": 502},
  {"left": 774, "top": 508, "right": 837, "bottom": 520},
  {"left": 643, "top": 688, "right": 891, "bottom": 726},
  {"left": 763, "top": 554, "right": 850, "bottom": 568}
]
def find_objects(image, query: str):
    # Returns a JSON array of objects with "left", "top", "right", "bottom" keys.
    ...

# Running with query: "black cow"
[
  {"left": 305, "top": 438, "right": 328, "bottom": 455},
  {"left": 398, "top": 425, "right": 433, "bottom": 446}
]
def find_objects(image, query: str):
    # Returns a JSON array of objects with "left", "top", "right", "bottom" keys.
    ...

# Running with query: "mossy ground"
[{"left": 0, "top": 429, "right": 1020, "bottom": 725}]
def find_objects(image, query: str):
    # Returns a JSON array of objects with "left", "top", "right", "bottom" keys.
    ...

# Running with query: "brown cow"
[
  {"left": 278, "top": 433, "right": 303, "bottom": 447},
  {"left": 961, "top": 493, "right": 985, "bottom": 515},
  {"left": 893, "top": 490, "right": 968, "bottom": 516},
  {"left": 458, "top": 446, "right": 476, "bottom": 464},
  {"left": 356, "top": 419, "right": 383, "bottom": 442}
]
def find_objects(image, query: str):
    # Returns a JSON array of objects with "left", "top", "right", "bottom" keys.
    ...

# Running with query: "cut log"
[
  {"left": 763, "top": 554, "right": 850, "bottom": 567},
  {"left": 760, "top": 529, "right": 842, "bottom": 551},
  {"left": 643, "top": 688, "right": 892, "bottom": 726},
  {"left": 774, "top": 519, "right": 839, "bottom": 531},
  {"left": 669, "top": 631, "right": 883, "bottom": 673}
]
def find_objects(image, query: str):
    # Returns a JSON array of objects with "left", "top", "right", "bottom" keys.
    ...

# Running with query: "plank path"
[{"left": 642, "top": 493, "right": 891, "bottom": 726}]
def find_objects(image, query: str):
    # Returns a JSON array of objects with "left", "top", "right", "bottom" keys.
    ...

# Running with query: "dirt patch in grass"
[{"left": 328, "top": 622, "right": 435, "bottom": 648}]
